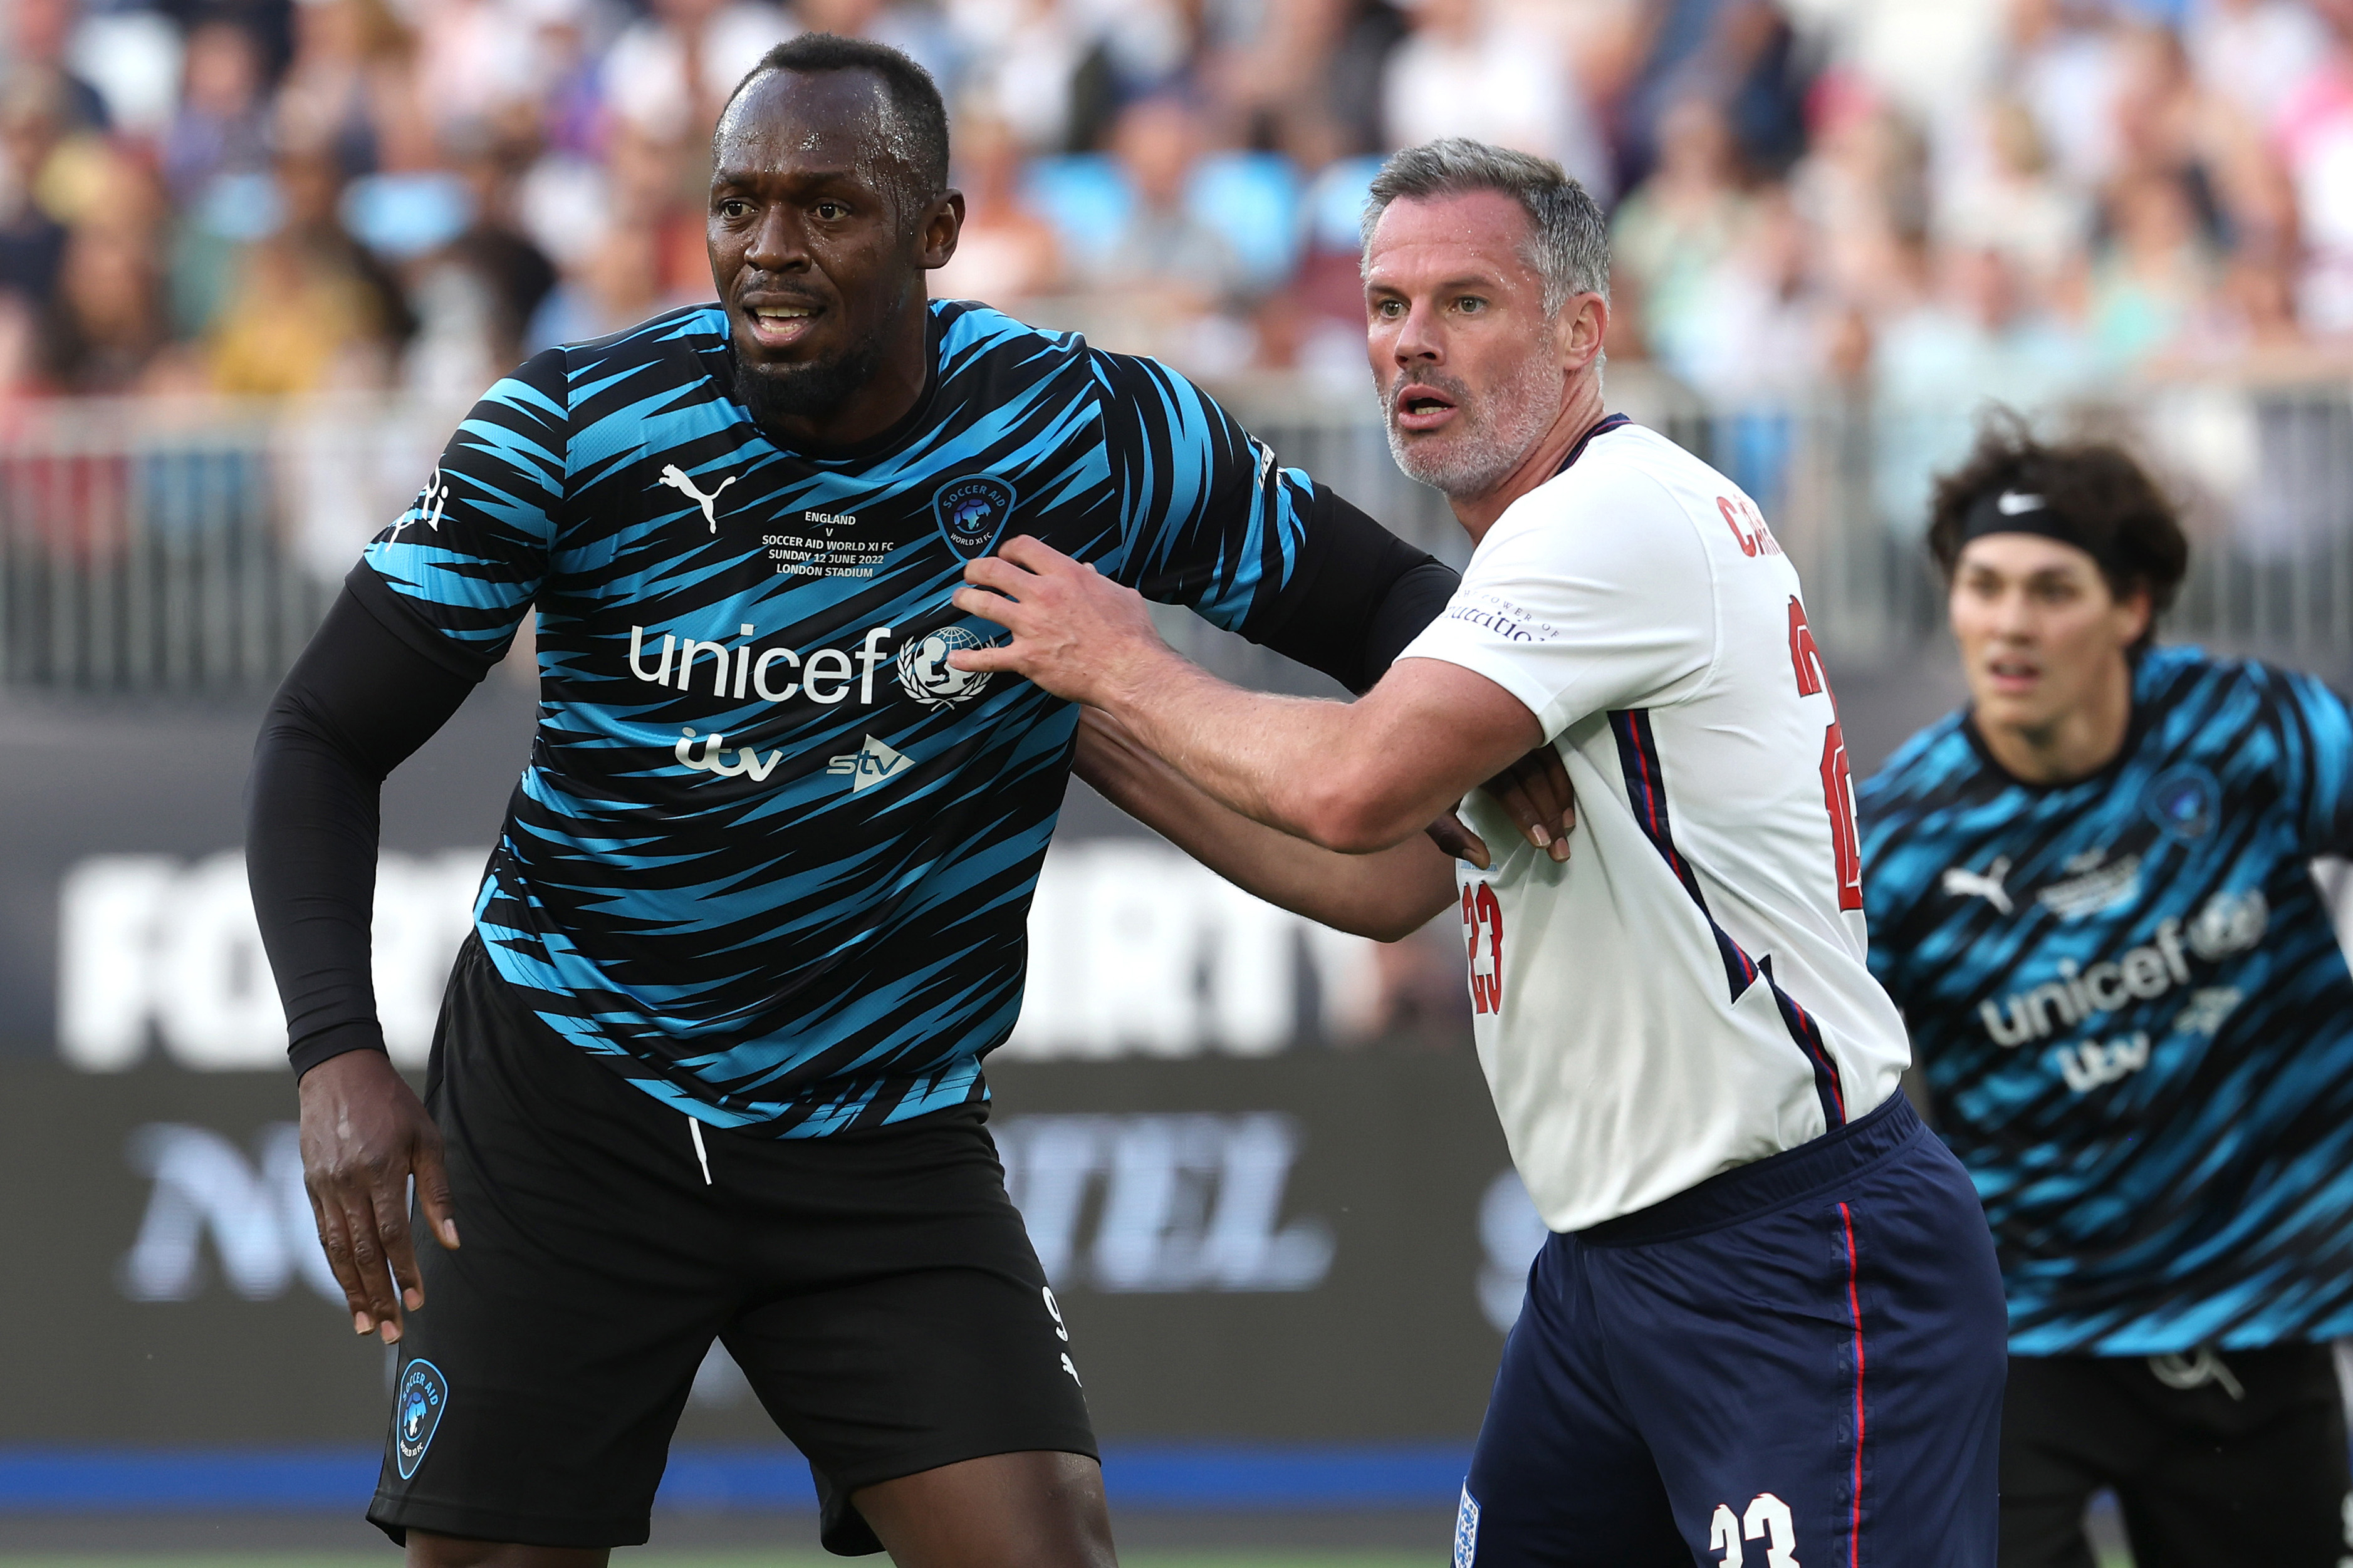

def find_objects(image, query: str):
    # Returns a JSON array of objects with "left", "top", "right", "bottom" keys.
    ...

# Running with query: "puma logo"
[
  {"left": 657, "top": 464, "right": 738, "bottom": 532},
  {"left": 1941, "top": 856, "right": 2013, "bottom": 915}
]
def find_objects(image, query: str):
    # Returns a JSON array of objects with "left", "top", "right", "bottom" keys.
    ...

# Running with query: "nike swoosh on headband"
[{"left": 1996, "top": 491, "right": 2045, "bottom": 516}]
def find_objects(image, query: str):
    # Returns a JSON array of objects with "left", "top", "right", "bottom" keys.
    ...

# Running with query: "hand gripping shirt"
[
  {"left": 1395, "top": 420, "right": 1911, "bottom": 1231},
  {"left": 355, "top": 300, "right": 1382, "bottom": 1134},
  {"left": 1859, "top": 648, "right": 2353, "bottom": 1354}
]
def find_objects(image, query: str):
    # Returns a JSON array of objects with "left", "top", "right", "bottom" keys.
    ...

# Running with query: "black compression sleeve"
[
  {"left": 1250, "top": 485, "right": 1458, "bottom": 693},
  {"left": 248, "top": 570, "right": 486, "bottom": 1077}
]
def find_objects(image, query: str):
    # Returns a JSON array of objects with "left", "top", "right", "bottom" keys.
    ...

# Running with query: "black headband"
[{"left": 1959, "top": 488, "right": 2125, "bottom": 578}]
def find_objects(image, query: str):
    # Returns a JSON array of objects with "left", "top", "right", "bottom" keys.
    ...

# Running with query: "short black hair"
[
  {"left": 1928, "top": 411, "right": 2189, "bottom": 651},
  {"left": 718, "top": 33, "right": 950, "bottom": 216}
]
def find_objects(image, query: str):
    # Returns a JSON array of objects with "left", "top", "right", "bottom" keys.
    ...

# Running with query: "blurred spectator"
[
  {"left": 518, "top": 0, "right": 608, "bottom": 162},
  {"left": 1872, "top": 244, "right": 2092, "bottom": 525},
  {"left": 2275, "top": 4, "right": 2353, "bottom": 331},
  {"left": 931, "top": 113, "right": 1064, "bottom": 311},
  {"left": 1936, "top": 98, "right": 2093, "bottom": 296},
  {"left": 530, "top": 221, "right": 665, "bottom": 346},
  {"left": 42, "top": 218, "right": 168, "bottom": 393},
  {"left": 1617, "top": 0, "right": 1812, "bottom": 189},
  {"left": 1612, "top": 95, "right": 1752, "bottom": 368},
  {"left": 275, "top": 0, "right": 427, "bottom": 179},
  {"left": 0, "top": 289, "right": 39, "bottom": 396},
  {"left": 1072, "top": 0, "right": 1202, "bottom": 105},
  {"left": 2089, "top": 168, "right": 2218, "bottom": 369},
  {"left": 950, "top": 0, "right": 1095, "bottom": 154},
  {"left": 2168, "top": 241, "right": 2310, "bottom": 366},
  {"left": 417, "top": 131, "right": 558, "bottom": 390},
  {"left": 1876, "top": 243, "right": 2092, "bottom": 410},
  {"left": 1092, "top": 96, "right": 1249, "bottom": 314},
  {"left": 2186, "top": 0, "right": 2329, "bottom": 125},
  {"left": 534, "top": 216, "right": 672, "bottom": 345},
  {"left": 2109, "top": 20, "right": 2206, "bottom": 181},
  {"left": 798, "top": 0, "right": 961, "bottom": 91},
  {"left": 1379, "top": 0, "right": 1613, "bottom": 200},
  {"left": 1788, "top": 81, "right": 1931, "bottom": 317},
  {"left": 207, "top": 148, "right": 410, "bottom": 393},
  {"left": 0, "top": 0, "right": 2334, "bottom": 415},
  {"left": 6, "top": 0, "right": 112, "bottom": 134},
  {"left": 2009, "top": 0, "right": 2129, "bottom": 190},
  {"left": 0, "top": 76, "right": 71, "bottom": 308},
  {"left": 1674, "top": 186, "right": 1834, "bottom": 403},
  {"left": 412, "top": 0, "right": 544, "bottom": 140},
  {"left": 602, "top": 0, "right": 789, "bottom": 147},
  {"left": 162, "top": 21, "right": 273, "bottom": 202}
]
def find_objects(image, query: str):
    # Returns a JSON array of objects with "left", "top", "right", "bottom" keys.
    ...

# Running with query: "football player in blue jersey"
[
  {"left": 1857, "top": 421, "right": 2353, "bottom": 1568},
  {"left": 241, "top": 34, "right": 1545, "bottom": 1568}
]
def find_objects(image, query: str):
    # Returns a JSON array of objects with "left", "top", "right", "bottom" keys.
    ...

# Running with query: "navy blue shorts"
[{"left": 1458, "top": 1093, "right": 2005, "bottom": 1568}]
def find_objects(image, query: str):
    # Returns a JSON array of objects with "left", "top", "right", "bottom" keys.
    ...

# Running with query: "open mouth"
[
  {"left": 741, "top": 299, "right": 823, "bottom": 350},
  {"left": 1985, "top": 655, "right": 2041, "bottom": 690},
  {"left": 1392, "top": 383, "right": 1459, "bottom": 433}
]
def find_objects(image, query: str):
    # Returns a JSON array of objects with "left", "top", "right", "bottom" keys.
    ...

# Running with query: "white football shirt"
[{"left": 1397, "top": 421, "right": 1909, "bottom": 1231}]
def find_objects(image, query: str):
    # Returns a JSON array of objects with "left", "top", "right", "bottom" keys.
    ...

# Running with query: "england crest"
[
  {"left": 932, "top": 475, "right": 1016, "bottom": 560},
  {"left": 394, "top": 1358, "right": 449, "bottom": 1480}
]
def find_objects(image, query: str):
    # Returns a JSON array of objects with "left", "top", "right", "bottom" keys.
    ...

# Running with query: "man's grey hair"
[{"left": 1360, "top": 138, "right": 1610, "bottom": 317}]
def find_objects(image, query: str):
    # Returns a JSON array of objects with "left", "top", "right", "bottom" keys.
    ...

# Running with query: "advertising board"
[{"left": 0, "top": 683, "right": 1522, "bottom": 1461}]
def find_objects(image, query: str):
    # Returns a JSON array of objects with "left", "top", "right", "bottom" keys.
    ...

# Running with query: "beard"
[
  {"left": 1382, "top": 354, "right": 1563, "bottom": 499},
  {"left": 731, "top": 331, "right": 887, "bottom": 433}
]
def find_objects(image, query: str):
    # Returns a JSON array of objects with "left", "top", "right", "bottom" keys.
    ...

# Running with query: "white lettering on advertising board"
[{"left": 56, "top": 844, "right": 1379, "bottom": 1071}]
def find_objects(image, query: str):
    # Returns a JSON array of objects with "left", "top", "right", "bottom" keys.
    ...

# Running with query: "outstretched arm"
[
  {"left": 1075, "top": 709, "right": 1459, "bottom": 941},
  {"left": 958, "top": 538, "right": 1542, "bottom": 854}
]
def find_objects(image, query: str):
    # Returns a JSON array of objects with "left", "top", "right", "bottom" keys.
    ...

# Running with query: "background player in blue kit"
[
  {"left": 1859, "top": 423, "right": 2353, "bottom": 1568},
  {"left": 241, "top": 34, "right": 1474, "bottom": 1568}
]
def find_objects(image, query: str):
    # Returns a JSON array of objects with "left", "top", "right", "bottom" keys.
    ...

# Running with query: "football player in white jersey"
[{"left": 954, "top": 138, "right": 2007, "bottom": 1568}]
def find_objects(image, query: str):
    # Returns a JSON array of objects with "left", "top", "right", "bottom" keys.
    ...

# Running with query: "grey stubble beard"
[{"left": 1381, "top": 352, "right": 1564, "bottom": 500}]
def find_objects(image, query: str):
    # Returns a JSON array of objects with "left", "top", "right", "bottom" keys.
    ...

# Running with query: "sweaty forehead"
[
  {"left": 714, "top": 70, "right": 899, "bottom": 180},
  {"left": 1365, "top": 190, "right": 1538, "bottom": 289}
]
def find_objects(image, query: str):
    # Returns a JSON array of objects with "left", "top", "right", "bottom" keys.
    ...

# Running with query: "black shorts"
[
  {"left": 368, "top": 938, "right": 1096, "bottom": 1554},
  {"left": 2000, "top": 1346, "right": 2352, "bottom": 1568}
]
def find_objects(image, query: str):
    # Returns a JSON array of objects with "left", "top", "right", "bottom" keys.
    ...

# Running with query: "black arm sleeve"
[
  {"left": 1250, "top": 485, "right": 1459, "bottom": 694},
  {"left": 246, "top": 567, "right": 488, "bottom": 1077}
]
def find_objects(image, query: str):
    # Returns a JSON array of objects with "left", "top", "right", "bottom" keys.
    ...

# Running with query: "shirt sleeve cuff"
[{"left": 290, "top": 1021, "right": 392, "bottom": 1079}]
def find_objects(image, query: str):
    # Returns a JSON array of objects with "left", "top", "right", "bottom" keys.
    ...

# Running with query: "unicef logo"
[
  {"left": 2187, "top": 888, "right": 2268, "bottom": 962},
  {"left": 897, "top": 627, "right": 996, "bottom": 710}
]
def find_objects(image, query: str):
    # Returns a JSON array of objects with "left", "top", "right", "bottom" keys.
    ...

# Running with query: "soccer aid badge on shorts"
[
  {"left": 932, "top": 476, "right": 1016, "bottom": 561},
  {"left": 394, "top": 1359, "right": 449, "bottom": 1480}
]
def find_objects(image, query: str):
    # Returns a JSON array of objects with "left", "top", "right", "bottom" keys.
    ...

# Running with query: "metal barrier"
[
  {"left": 3, "top": 374, "right": 2349, "bottom": 693},
  {"left": 0, "top": 395, "right": 454, "bottom": 692}
]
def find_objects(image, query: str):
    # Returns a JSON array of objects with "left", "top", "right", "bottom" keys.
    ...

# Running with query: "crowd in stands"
[{"left": 0, "top": 0, "right": 2347, "bottom": 405}]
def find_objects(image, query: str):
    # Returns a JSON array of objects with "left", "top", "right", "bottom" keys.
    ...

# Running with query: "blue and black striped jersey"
[
  {"left": 1859, "top": 646, "right": 2353, "bottom": 1353},
  {"left": 357, "top": 300, "right": 1337, "bottom": 1134}
]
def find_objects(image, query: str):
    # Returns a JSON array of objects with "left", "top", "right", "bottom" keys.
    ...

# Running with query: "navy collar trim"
[{"left": 1556, "top": 412, "right": 1632, "bottom": 476}]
